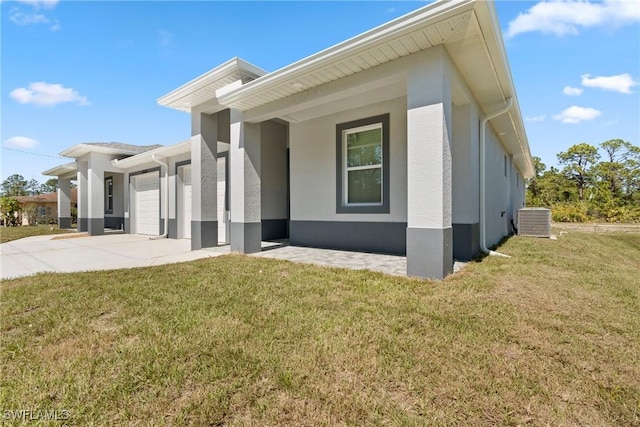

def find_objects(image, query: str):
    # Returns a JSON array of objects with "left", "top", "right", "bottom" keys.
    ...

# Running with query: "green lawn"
[
  {"left": 1, "top": 231, "right": 639, "bottom": 426},
  {"left": 1, "top": 224, "right": 73, "bottom": 243}
]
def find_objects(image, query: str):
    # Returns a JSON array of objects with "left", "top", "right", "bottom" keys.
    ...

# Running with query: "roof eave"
[
  {"left": 42, "top": 161, "right": 78, "bottom": 177},
  {"left": 218, "top": 0, "right": 476, "bottom": 106},
  {"left": 157, "top": 57, "right": 268, "bottom": 109},
  {"left": 111, "top": 140, "right": 190, "bottom": 169},
  {"left": 59, "top": 144, "right": 143, "bottom": 158}
]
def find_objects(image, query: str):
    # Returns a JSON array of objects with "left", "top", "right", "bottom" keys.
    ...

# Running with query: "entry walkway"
[{"left": 250, "top": 240, "right": 465, "bottom": 276}]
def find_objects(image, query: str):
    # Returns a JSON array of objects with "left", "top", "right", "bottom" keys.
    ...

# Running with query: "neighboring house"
[
  {"left": 43, "top": 0, "right": 533, "bottom": 279},
  {"left": 14, "top": 189, "right": 78, "bottom": 226}
]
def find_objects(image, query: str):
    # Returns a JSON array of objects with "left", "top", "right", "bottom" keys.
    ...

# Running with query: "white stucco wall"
[{"left": 289, "top": 96, "right": 407, "bottom": 223}]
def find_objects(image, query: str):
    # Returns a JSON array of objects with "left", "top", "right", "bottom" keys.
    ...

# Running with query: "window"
[
  {"left": 336, "top": 114, "right": 389, "bottom": 213},
  {"left": 105, "top": 177, "right": 113, "bottom": 214}
]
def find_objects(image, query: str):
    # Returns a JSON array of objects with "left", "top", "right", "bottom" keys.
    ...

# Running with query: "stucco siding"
[
  {"left": 484, "top": 124, "right": 510, "bottom": 247},
  {"left": 451, "top": 102, "right": 480, "bottom": 224},
  {"left": 290, "top": 96, "right": 407, "bottom": 223},
  {"left": 260, "top": 120, "right": 288, "bottom": 221}
]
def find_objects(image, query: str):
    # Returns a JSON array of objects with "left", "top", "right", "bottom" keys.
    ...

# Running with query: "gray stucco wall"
[
  {"left": 261, "top": 121, "right": 287, "bottom": 220},
  {"left": 485, "top": 124, "right": 511, "bottom": 247}
]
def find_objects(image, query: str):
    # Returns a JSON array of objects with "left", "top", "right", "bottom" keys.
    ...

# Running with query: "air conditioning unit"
[{"left": 517, "top": 208, "right": 551, "bottom": 238}]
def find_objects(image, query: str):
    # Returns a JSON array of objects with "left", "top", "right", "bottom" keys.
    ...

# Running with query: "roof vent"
[{"left": 517, "top": 208, "right": 551, "bottom": 238}]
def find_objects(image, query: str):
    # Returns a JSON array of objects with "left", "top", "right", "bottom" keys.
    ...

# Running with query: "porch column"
[
  {"left": 406, "top": 48, "right": 453, "bottom": 279},
  {"left": 87, "top": 157, "right": 104, "bottom": 236},
  {"left": 190, "top": 111, "right": 218, "bottom": 250},
  {"left": 57, "top": 178, "right": 72, "bottom": 229},
  {"left": 229, "top": 110, "right": 261, "bottom": 254},
  {"left": 77, "top": 161, "right": 88, "bottom": 232}
]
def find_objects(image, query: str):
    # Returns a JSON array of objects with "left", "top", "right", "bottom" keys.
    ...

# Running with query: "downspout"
[
  {"left": 150, "top": 154, "right": 169, "bottom": 240},
  {"left": 480, "top": 97, "right": 513, "bottom": 258}
]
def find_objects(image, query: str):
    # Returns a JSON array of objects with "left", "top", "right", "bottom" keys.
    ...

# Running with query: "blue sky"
[{"left": 1, "top": 0, "right": 639, "bottom": 184}]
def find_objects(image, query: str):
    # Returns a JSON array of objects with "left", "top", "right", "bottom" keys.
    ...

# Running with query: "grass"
[
  {"left": 1, "top": 224, "right": 73, "bottom": 243},
  {"left": 1, "top": 231, "right": 639, "bottom": 426}
]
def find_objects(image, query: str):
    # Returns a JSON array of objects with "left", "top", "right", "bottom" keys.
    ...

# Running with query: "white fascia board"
[
  {"left": 111, "top": 140, "right": 190, "bottom": 169},
  {"left": 59, "top": 144, "right": 142, "bottom": 158},
  {"left": 218, "top": 0, "right": 475, "bottom": 106},
  {"left": 42, "top": 161, "right": 77, "bottom": 177},
  {"left": 157, "top": 57, "right": 268, "bottom": 107}
]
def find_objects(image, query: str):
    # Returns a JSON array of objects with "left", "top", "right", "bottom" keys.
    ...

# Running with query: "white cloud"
[
  {"left": 553, "top": 106, "right": 602, "bottom": 124},
  {"left": 563, "top": 86, "right": 583, "bottom": 96},
  {"left": 10, "top": 12, "right": 49, "bottom": 25},
  {"left": 506, "top": 0, "right": 640, "bottom": 38},
  {"left": 4, "top": 136, "right": 40, "bottom": 149},
  {"left": 9, "top": 0, "right": 59, "bottom": 30},
  {"left": 581, "top": 73, "right": 638, "bottom": 94},
  {"left": 16, "top": 0, "right": 58, "bottom": 9},
  {"left": 526, "top": 114, "right": 546, "bottom": 122},
  {"left": 10, "top": 82, "right": 90, "bottom": 107}
]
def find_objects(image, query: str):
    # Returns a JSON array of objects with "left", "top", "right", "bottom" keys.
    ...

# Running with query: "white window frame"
[{"left": 342, "top": 122, "right": 384, "bottom": 207}]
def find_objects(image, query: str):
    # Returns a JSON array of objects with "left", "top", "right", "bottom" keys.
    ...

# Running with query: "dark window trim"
[
  {"left": 336, "top": 113, "right": 390, "bottom": 214},
  {"left": 105, "top": 176, "right": 114, "bottom": 214}
]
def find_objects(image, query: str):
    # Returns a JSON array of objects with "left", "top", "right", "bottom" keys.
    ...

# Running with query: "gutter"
[
  {"left": 150, "top": 154, "right": 169, "bottom": 240},
  {"left": 480, "top": 97, "right": 512, "bottom": 258}
]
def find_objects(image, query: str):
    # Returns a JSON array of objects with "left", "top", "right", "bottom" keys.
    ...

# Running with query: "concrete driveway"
[{"left": 1, "top": 233, "right": 228, "bottom": 280}]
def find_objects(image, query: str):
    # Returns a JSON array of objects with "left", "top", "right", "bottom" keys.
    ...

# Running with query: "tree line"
[
  {"left": 1, "top": 174, "right": 60, "bottom": 197},
  {"left": 527, "top": 139, "right": 640, "bottom": 222}
]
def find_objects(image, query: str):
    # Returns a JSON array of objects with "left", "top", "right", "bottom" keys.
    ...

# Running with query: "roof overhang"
[
  {"left": 111, "top": 140, "right": 191, "bottom": 169},
  {"left": 42, "top": 161, "right": 77, "bottom": 179},
  {"left": 157, "top": 57, "right": 268, "bottom": 112},
  {"left": 157, "top": 0, "right": 533, "bottom": 178},
  {"left": 60, "top": 144, "right": 146, "bottom": 158}
]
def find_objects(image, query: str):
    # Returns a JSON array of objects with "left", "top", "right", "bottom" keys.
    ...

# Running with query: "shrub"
[{"left": 551, "top": 203, "right": 589, "bottom": 223}]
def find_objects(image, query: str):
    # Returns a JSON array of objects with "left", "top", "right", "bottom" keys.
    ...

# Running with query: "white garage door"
[
  {"left": 182, "top": 166, "right": 192, "bottom": 239},
  {"left": 134, "top": 172, "right": 159, "bottom": 235},
  {"left": 217, "top": 157, "right": 228, "bottom": 244}
]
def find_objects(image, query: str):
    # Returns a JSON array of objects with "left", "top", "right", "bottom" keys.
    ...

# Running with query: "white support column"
[
  {"left": 57, "top": 178, "right": 72, "bottom": 229},
  {"left": 190, "top": 111, "right": 218, "bottom": 249},
  {"left": 406, "top": 47, "right": 453, "bottom": 279},
  {"left": 229, "top": 109, "right": 261, "bottom": 254},
  {"left": 77, "top": 161, "right": 88, "bottom": 232},
  {"left": 87, "top": 154, "right": 104, "bottom": 236}
]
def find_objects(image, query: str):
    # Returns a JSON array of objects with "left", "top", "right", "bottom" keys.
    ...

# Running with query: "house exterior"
[
  {"left": 14, "top": 189, "right": 78, "bottom": 226},
  {"left": 43, "top": 0, "right": 533, "bottom": 279}
]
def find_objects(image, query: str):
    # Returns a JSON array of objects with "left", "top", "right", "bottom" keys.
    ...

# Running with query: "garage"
[{"left": 133, "top": 172, "right": 160, "bottom": 235}]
